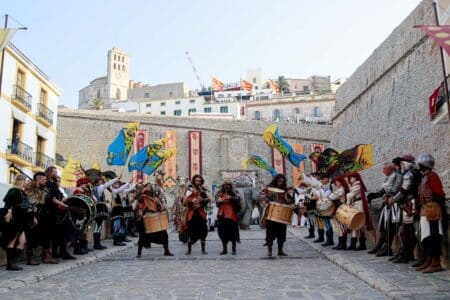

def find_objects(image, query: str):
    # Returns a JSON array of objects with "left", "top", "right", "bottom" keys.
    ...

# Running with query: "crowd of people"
[{"left": 0, "top": 153, "right": 447, "bottom": 275}]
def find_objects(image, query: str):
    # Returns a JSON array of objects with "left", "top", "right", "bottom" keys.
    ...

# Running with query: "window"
[
  {"left": 303, "top": 85, "right": 309, "bottom": 91},
  {"left": 40, "top": 89, "right": 48, "bottom": 105},
  {"left": 116, "top": 88, "right": 121, "bottom": 99},
  {"left": 169, "top": 92, "right": 173, "bottom": 97},
  {"left": 97, "top": 89, "right": 101, "bottom": 99},
  {"left": 16, "top": 69, "right": 25, "bottom": 88},
  {"left": 254, "top": 111, "right": 261, "bottom": 120},
  {"left": 36, "top": 135, "right": 45, "bottom": 154},
  {"left": 144, "top": 93, "right": 150, "bottom": 98},
  {"left": 174, "top": 109, "right": 182, "bottom": 116},
  {"left": 175, "top": 100, "right": 181, "bottom": 105},
  {"left": 189, "top": 99, "right": 195, "bottom": 104},
  {"left": 188, "top": 108, "right": 196, "bottom": 115},
  {"left": 145, "top": 103, "right": 151, "bottom": 107},
  {"left": 313, "top": 107, "right": 321, "bottom": 117},
  {"left": 122, "top": 65, "right": 125, "bottom": 71},
  {"left": 122, "top": 56, "right": 124, "bottom": 62},
  {"left": 253, "top": 77, "right": 257, "bottom": 84},
  {"left": 114, "top": 54, "right": 116, "bottom": 61},
  {"left": 160, "top": 111, "right": 166, "bottom": 115},
  {"left": 294, "top": 108, "right": 300, "bottom": 114},
  {"left": 114, "top": 63, "right": 116, "bottom": 70},
  {"left": 117, "top": 55, "right": 120, "bottom": 61},
  {"left": 273, "top": 109, "right": 281, "bottom": 121},
  {"left": 220, "top": 106, "right": 228, "bottom": 113},
  {"left": 204, "top": 107, "right": 211, "bottom": 113},
  {"left": 160, "top": 102, "right": 166, "bottom": 106}
]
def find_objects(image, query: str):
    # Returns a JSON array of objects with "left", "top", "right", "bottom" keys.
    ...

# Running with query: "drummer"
[
  {"left": 135, "top": 183, "right": 173, "bottom": 258},
  {"left": 260, "top": 174, "right": 292, "bottom": 257},
  {"left": 73, "top": 177, "right": 96, "bottom": 254}
]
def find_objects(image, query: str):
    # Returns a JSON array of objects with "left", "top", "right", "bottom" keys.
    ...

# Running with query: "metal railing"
[
  {"left": 11, "top": 85, "right": 32, "bottom": 110},
  {"left": 34, "top": 152, "right": 55, "bottom": 169},
  {"left": 37, "top": 103, "right": 54, "bottom": 126},
  {"left": 6, "top": 139, "right": 33, "bottom": 163}
]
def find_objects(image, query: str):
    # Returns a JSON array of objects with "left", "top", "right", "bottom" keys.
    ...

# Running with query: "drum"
[
  {"left": 65, "top": 195, "right": 97, "bottom": 225},
  {"left": 317, "top": 199, "right": 335, "bottom": 217},
  {"left": 143, "top": 211, "right": 169, "bottom": 234},
  {"left": 335, "top": 204, "right": 366, "bottom": 230},
  {"left": 95, "top": 202, "right": 109, "bottom": 221},
  {"left": 266, "top": 202, "right": 293, "bottom": 225},
  {"left": 123, "top": 205, "right": 133, "bottom": 218}
]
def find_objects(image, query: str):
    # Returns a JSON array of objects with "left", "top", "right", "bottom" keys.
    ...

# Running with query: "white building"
[{"left": 0, "top": 43, "right": 61, "bottom": 184}]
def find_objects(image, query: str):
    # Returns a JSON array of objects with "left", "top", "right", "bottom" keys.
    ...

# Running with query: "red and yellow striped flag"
[
  {"left": 212, "top": 76, "right": 225, "bottom": 91},
  {"left": 240, "top": 79, "right": 253, "bottom": 91},
  {"left": 270, "top": 80, "right": 280, "bottom": 94}
]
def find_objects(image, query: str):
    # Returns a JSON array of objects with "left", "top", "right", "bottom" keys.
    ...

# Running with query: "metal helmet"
[{"left": 417, "top": 154, "right": 435, "bottom": 169}]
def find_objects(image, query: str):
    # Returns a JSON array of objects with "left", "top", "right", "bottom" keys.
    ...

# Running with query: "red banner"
[
  {"left": 416, "top": 25, "right": 450, "bottom": 56},
  {"left": 429, "top": 85, "right": 440, "bottom": 120},
  {"left": 292, "top": 144, "right": 305, "bottom": 187},
  {"left": 188, "top": 131, "right": 202, "bottom": 179},
  {"left": 310, "top": 143, "right": 325, "bottom": 173},
  {"left": 133, "top": 130, "right": 147, "bottom": 183},
  {"left": 272, "top": 148, "right": 285, "bottom": 175}
]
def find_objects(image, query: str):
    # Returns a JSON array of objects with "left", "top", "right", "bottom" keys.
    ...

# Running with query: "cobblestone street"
[{"left": 1, "top": 227, "right": 387, "bottom": 299}]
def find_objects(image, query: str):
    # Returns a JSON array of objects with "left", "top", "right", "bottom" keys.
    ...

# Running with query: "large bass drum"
[
  {"left": 65, "top": 195, "right": 97, "bottom": 226},
  {"left": 266, "top": 202, "right": 293, "bottom": 225},
  {"left": 335, "top": 204, "right": 365, "bottom": 230}
]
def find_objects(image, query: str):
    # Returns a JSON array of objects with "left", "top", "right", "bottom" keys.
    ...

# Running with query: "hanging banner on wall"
[
  {"left": 292, "top": 144, "right": 305, "bottom": 187},
  {"left": 133, "top": 130, "right": 147, "bottom": 183},
  {"left": 272, "top": 148, "right": 285, "bottom": 175},
  {"left": 188, "top": 131, "right": 202, "bottom": 179},
  {"left": 164, "top": 130, "right": 177, "bottom": 187},
  {"left": 310, "top": 143, "right": 325, "bottom": 173}
]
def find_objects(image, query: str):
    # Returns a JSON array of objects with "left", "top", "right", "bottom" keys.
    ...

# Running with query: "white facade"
[
  {"left": 0, "top": 44, "right": 61, "bottom": 184},
  {"left": 111, "top": 100, "right": 139, "bottom": 112},
  {"left": 128, "top": 82, "right": 189, "bottom": 101}
]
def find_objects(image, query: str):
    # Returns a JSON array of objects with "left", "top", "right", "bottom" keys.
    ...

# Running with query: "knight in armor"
[
  {"left": 387, "top": 155, "right": 421, "bottom": 263},
  {"left": 260, "top": 174, "right": 292, "bottom": 257},
  {"left": 329, "top": 177, "right": 350, "bottom": 250},
  {"left": 110, "top": 180, "right": 133, "bottom": 246},
  {"left": 216, "top": 179, "right": 241, "bottom": 255},
  {"left": 414, "top": 154, "right": 446, "bottom": 273},
  {"left": 367, "top": 163, "right": 402, "bottom": 256},
  {"left": 184, "top": 175, "right": 211, "bottom": 255},
  {"left": 92, "top": 176, "right": 119, "bottom": 249},
  {"left": 346, "top": 172, "right": 372, "bottom": 251},
  {"left": 136, "top": 183, "right": 173, "bottom": 258}
]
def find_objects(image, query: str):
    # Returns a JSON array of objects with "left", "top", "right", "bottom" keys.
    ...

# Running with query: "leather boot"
[
  {"left": 304, "top": 226, "right": 315, "bottom": 239},
  {"left": 42, "top": 249, "right": 59, "bottom": 264},
  {"left": 368, "top": 232, "right": 385, "bottom": 254},
  {"left": 375, "top": 246, "right": 392, "bottom": 257},
  {"left": 415, "top": 256, "right": 432, "bottom": 271},
  {"left": 332, "top": 237, "right": 345, "bottom": 250},
  {"left": 388, "top": 252, "right": 401, "bottom": 261},
  {"left": 232, "top": 241, "right": 236, "bottom": 255},
  {"left": 411, "top": 256, "right": 425, "bottom": 268},
  {"left": 185, "top": 242, "right": 192, "bottom": 255},
  {"left": 60, "top": 243, "right": 76, "bottom": 260},
  {"left": 355, "top": 237, "right": 366, "bottom": 250},
  {"left": 163, "top": 243, "right": 174, "bottom": 256},
  {"left": 278, "top": 243, "right": 288, "bottom": 256},
  {"left": 201, "top": 241, "right": 207, "bottom": 255},
  {"left": 422, "top": 257, "right": 443, "bottom": 273},
  {"left": 346, "top": 238, "right": 357, "bottom": 250},
  {"left": 93, "top": 233, "right": 107, "bottom": 250},
  {"left": 313, "top": 229, "right": 324, "bottom": 243},
  {"left": 113, "top": 237, "right": 126, "bottom": 246},
  {"left": 6, "top": 248, "right": 22, "bottom": 271},
  {"left": 136, "top": 243, "right": 143, "bottom": 258},
  {"left": 26, "top": 247, "right": 40, "bottom": 265},
  {"left": 267, "top": 244, "right": 273, "bottom": 257},
  {"left": 81, "top": 239, "right": 92, "bottom": 252},
  {"left": 321, "top": 231, "right": 334, "bottom": 247},
  {"left": 220, "top": 242, "right": 227, "bottom": 255}
]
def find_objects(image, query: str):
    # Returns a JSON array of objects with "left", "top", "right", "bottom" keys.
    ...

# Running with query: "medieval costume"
[
  {"left": 216, "top": 180, "right": 241, "bottom": 255},
  {"left": 346, "top": 172, "right": 372, "bottom": 251},
  {"left": 329, "top": 177, "right": 349, "bottom": 250},
  {"left": 110, "top": 181, "right": 133, "bottom": 246},
  {"left": 302, "top": 174, "right": 320, "bottom": 240},
  {"left": 136, "top": 184, "right": 173, "bottom": 258},
  {"left": 415, "top": 154, "right": 446, "bottom": 273},
  {"left": 315, "top": 175, "right": 334, "bottom": 247},
  {"left": 184, "top": 175, "right": 210, "bottom": 255}
]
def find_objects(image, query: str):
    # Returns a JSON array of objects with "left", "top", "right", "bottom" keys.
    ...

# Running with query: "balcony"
[
  {"left": 11, "top": 85, "right": 32, "bottom": 112},
  {"left": 33, "top": 152, "right": 55, "bottom": 172},
  {"left": 36, "top": 103, "right": 54, "bottom": 127},
  {"left": 6, "top": 139, "right": 33, "bottom": 167}
]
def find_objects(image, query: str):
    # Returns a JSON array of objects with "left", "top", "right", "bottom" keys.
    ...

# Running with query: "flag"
[
  {"left": 106, "top": 122, "right": 140, "bottom": 166},
  {"left": 310, "top": 143, "right": 325, "bottom": 173},
  {"left": 128, "top": 138, "right": 168, "bottom": 172},
  {"left": 263, "top": 124, "right": 307, "bottom": 168},
  {"left": 61, "top": 158, "right": 85, "bottom": 188},
  {"left": 212, "top": 76, "right": 225, "bottom": 91},
  {"left": 242, "top": 154, "right": 277, "bottom": 177},
  {"left": 416, "top": 25, "right": 450, "bottom": 56},
  {"left": 0, "top": 28, "right": 18, "bottom": 52},
  {"left": 270, "top": 80, "right": 280, "bottom": 94},
  {"left": 241, "top": 79, "right": 253, "bottom": 91},
  {"left": 92, "top": 162, "right": 101, "bottom": 170},
  {"left": 142, "top": 148, "right": 176, "bottom": 176},
  {"left": 308, "top": 144, "right": 373, "bottom": 178},
  {"left": 429, "top": 85, "right": 440, "bottom": 119}
]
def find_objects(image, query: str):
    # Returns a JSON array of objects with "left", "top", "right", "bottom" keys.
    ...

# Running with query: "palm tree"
[
  {"left": 277, "top": 76, "right": 290, "bottom": 94},
  {"left": 90, "top": 98, "right": 104, "bottom": 110}
]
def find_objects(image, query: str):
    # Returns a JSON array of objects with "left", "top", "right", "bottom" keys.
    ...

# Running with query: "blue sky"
[{"left": 2, "top": 0, "right": 421, "bottom": 108}]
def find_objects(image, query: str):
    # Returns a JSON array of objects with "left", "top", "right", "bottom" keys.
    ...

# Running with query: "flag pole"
[
  {"left": 433, "top": 2, "right": 450, "bottom": 121},
  {"left": 0, "top": 15, "right": 9, "bottom": 98}
]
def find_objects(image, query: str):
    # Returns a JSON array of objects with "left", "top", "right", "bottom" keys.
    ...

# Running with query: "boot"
[
  {"left": 42, "top": 249, "right": 59, "bottom": 264},
  {"left": 201, "top": 241, "right": 207, "bottom": 255},
  {"left": 332, "top": 237, "right": 345, "bottom": 250},
  {"left": 163, "top": 243, "right": 174, "bottom": 256},
  {"left": 355, "top": 237, "right": 366, "bottom": 251},
  {"left": 113, "top": 237, "right": 126, "bottom": 246},
  {"left": 278, "top": 243, "right": 288, "bottom": 256},
  {"left": 136, "top": 244, "right": 143, "bottom": 258},
  {"left": 81, "top": 239, "right": 93, "bottom": 252},
  {"left": 321, "top": 231, "right": 334, "bottom": 247},
  {"left": 6, "top": 248, "right": 22, "bottom": 271},
  {"left": 93, "top": 233, "right": 107, "bottom": 250},
  {"left": 313, "top": 229, "right": 324, "bottom": 243},
  {"left": 368, "top": 232, "right": 385, "bottom": 254},
  {"left": 52, "top": 242, "right": 60, "bottom": 258},
  {"left": 60, "top": 243, "right": 76, "bottom": 260},
  {"left": 392, "top": 254, "right": 410, "bottom": 264},
  {"left": 304, "top": 226, "right": 315, "bottom": 239},
  {"left": 415, "top": 256, "right": 432, "bottom": 271},
  {"left": 232, "top": 241, "right": 236, "bottom": 255},
  {"left": 267, "top": 244, "right": 273, "bottom": 257},
  {"left": 422, "top": 257, "right": 443, "bottom": 273},
  {"left": 411, "top": 256, "right": 425, "bottom": 268},
  {"left": 346, "top": 238, "right": 357, "bottom": 250},
  {"left": 26, "top": 248, "right": 40, "bottom": 265},
  {"left": 185, "top": 242, "right": 192, "bottom": 255},
  {"left": 220, "top": 242, "right": 227, "bottom": 255},
  {"left": 375, "top": 246, "right": 392, "bottom": 257},
  {"left": 388, "top": 252, "right": 401, "bottom": 261}
]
